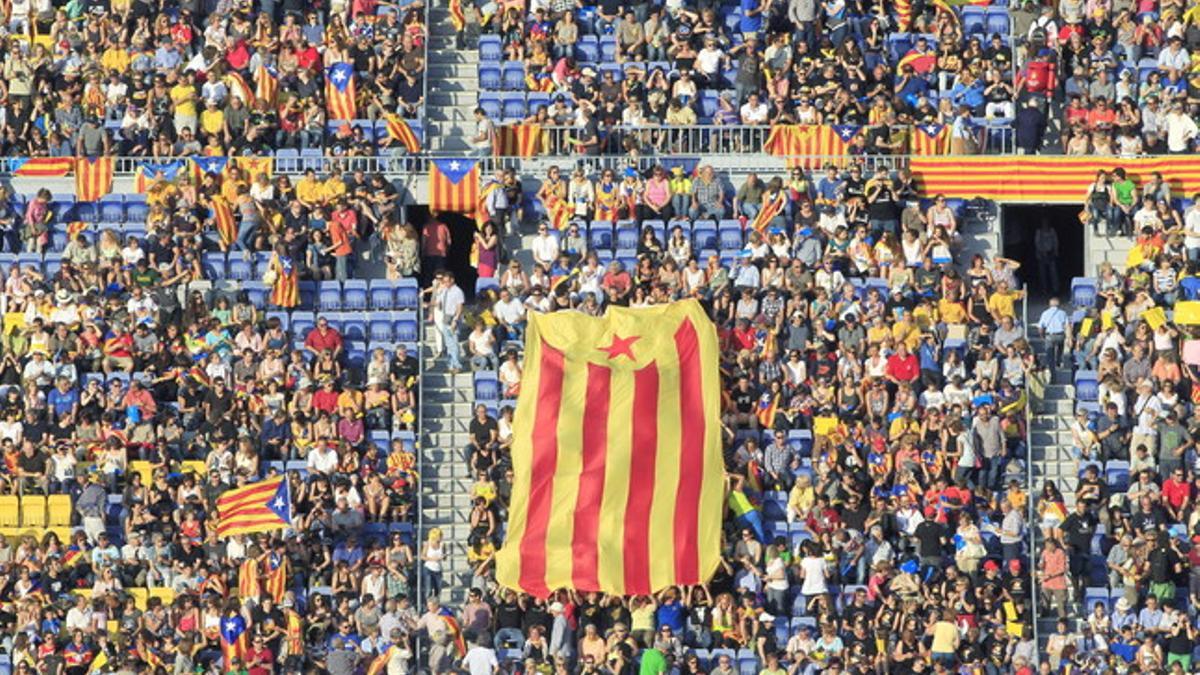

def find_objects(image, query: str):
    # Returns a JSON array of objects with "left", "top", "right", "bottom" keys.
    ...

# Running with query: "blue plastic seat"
[
  {"left": 501, "top": 63, "right": 526, "bottom": 90},
  {"left": 343, "top": 319, "right": 367, "bottom": 342},
  {"left": 99, "top": 195, "right": 124, "bottom": 223},
  {"left": 343, "top": 280, "right": 368, "bottom": 310},
  {"left": 228, "top": 257, "right": 253, "bottom": 281},
  {"left": 1074, "top": 370, "right": 1098, "bottom": 402},
  {"left": 589, "top": 221, "right": 614, "bottom": 250},
  {"left": 292, "top": 313, "right": 316, "bottom": 340},
  {"left": 527, "top": 93, "right": 551, "bottom": 115},
  {"left": 599, "top": 36, "right": 617, "bottom": 62},
  {"left": 318, "top": 281, "right": 342, "bottom": 311},
  {"left": 394, "top": 312, "right": 419, "bottom": 343},
  {"left": 479, "top": 64, "right": 502, "bottom": 90},
  {"left": 718, "top": 222, "right": 743, "bottom": 250},
  {"left": 395, "top": 279, "right": 419, "bottom": 310},
  {"left": 985, "top": 11, "right": 1011, "bottom": 35},
  {"left": 615, "top": 223, "right": 639, "bottom": 250},
  {"left": 125, "top": 195, "right": 149, "bottom": 223},
  {"left": 1105, "top": 461, "right": 1131, "bottom": 491},
  {"left": 479, "top": 35, "right": 502, "bottom": 61},
  {"left": 576, "top": 35, "right": 599, "bottom": 61},
  {"left": 1071, "top": 277, "right": 1097, "bottom": 308},
  {"left": 243, "top": 281, "right": 268, "bottom": 309},
  {"left": 369, "top": 319, "right": 393, "bottom": 343},
  {"left": 475, "top": 372, "right": 500, "bottom": 401},
  {"left": 369, "top": 279, "right": 396, "bottom": 310},
  {"left": 478, "top": 93, "right": 502, "bottom": 120},
  {"left": 476, "top": 276, "right": 500, "bottom": 295},
  {"left": 501, "top": 93, "right": 527, "bottom": 121}
]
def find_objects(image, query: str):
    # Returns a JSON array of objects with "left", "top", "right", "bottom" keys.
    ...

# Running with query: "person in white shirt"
[
  {"left": 470, "top": 107, "right": 496, "bottom": 155},
  {"left": 1165, "top": 101, "right": 1198, "bottom": 153},
  {"left": 739, "top": 93, "right": 770, "bottom": 125},
  {"left": 530, "top": 223, "right": 559, "bottom": 268},
  {"left": 1157, "top": 36, "right": 1190, "bottom": 81},
  {"left": 493, "top": 289, "right": 526, "bottom": 341},
  {"left": 307, "top": 442, "right": 340, "bottom": 475},
  {"left": 467, "top": 324, "right": 497, "bottom": 371},
  {"left": 695, "top": 37, "right": 725, "bottom": 83},
  {"left": 462, "top": 637, "right": 500, "bottom": 675}
]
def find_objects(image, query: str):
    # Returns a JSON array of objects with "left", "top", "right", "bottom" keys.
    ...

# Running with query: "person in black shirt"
[
  {"left": 914, "top": 516, "right": 946, "bottom": 568},
  {"left": 1061, "top": 500, "right": 1098, "bottom": 596},
  {"left": 467, "top": 404, "right": 499, "bottom": 463}
]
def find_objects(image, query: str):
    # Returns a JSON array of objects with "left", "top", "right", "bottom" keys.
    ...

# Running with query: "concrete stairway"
[
  {"left": 425, "top": 5, "right": 478, "bottom": 154},
  {"left": 418, "top": 351, "right": 478, "bottom": 606}
]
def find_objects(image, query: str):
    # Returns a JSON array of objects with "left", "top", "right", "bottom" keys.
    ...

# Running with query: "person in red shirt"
[
  {"left": 245, "top": 634, "right": 274, "bottom": 675},
  {"left": 304, "top": 317, "right": 344, "bottom": 358},
  {"left": 103, "top": 325, "right": 135, "bottom": 374},
  {"left": 326, "top": 204, "right": 356, "bottom": 282},
  {"left": 1162, "top": 467, "right": 1193, "bottom": 521},
  {"left": 601, "top": 260, "right": 632, "bottom": 301},
  {"left": 886, "top": 343, "right": 920, "bottom": 385},
  {"left": 312, "top": 379, "right": 340, "bottom": 415},
  {"left": 421, "top": 215, "right": 451, "bottom": 281}
]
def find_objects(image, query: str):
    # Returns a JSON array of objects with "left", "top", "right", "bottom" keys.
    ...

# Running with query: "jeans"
[
  {"left": 334, "top": 254, "right": 350, "bottom": 281},
  {"left": 740, "top": 203, "right": 760, "bottom": 220},
  {"left": 982, "top": 455, "right": 1004, "bottom": 491},
  {"left": 420, "top": 565, "right": 442, "bottom": 600},
  {"left": 1044, "top": 332, "right": 1065, "bottom": 368},
  {"left": 439, "top": 323, "right": 462, "bottom": 370},
  {"left": 235, "top": 219, "right": 258, "bottom": 252},
  {"left": 472, "top": 354, "right": 497, "bottom": 371}
]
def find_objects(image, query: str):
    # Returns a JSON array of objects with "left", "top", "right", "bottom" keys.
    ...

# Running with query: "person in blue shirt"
[
  {"left": 815, "top": 165, "right": 844, "bottom": 206},
  {"left": 739, "top": 0, "right": 766, "bottom": 37},
  {"left": 47, "top": 377, "right": 79, "bottom": 420},
  {"left": 654, "top": 588, "right": 686, "bottom": 633},
  {"left": 1036, "top": 296, "right": 1069, "bottom": 368}
]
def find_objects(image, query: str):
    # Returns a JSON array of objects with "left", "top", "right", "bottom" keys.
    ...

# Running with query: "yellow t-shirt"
[
  {"left": 987, "top": 290, "right": 1019, "bottom": 319},
  {"left": 100, "top": 48, "right": 130, "bottom": 74},
  {"left": 295, "top": 177, "right": 323, "bottom": 204},
  {"left": 931, "top": 621, "right": 958, "bottom": 653},
  {"left": 322, "top": 177, "right": 347, "bottom": 203},
  {"left": 170, "top": 84, "right": 198, "bottom": 118},
  {"left": 938, "top": 299, "right": 967, "bottom": 324},
  {"left": 200, "top": 108, "right": 224, "bottom": 136}
]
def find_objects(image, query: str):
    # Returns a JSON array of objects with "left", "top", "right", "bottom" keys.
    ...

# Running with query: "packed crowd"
[
  {"left": 440, "top": 158, "right": 1045, "bottom": 674},
  {"left": 1030, "top": 171, "right": 1200, "bottom": 669},
  {"left": 0, "top": 163, "right": 429, "bottom": 674},
  {"left": 470, "top": 0, "right": 1200, "bottom": 157},
  {"left": 0, "top": 0, "right": 425, "bottom": 158}
]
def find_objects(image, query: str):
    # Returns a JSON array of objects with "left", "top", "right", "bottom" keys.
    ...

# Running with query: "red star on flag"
[{"left": 598, "top": 334, "right": 639, "bottom": 360}]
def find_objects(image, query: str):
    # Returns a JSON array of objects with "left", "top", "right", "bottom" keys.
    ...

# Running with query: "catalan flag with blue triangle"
[
  {"left": 325, "top": 62, "right": 357, "bottom": 121},
  {"left": 255, "top": 64, "right": 279, "bottom": 106},
  {"left": 134, "top": 159, "right": 191, "bottom": 192},
  {"left": 429, "top": 158, "right": 480, "bottom": 213},
  {"left": 910, "top": 123, "right": 951, "bottom": 155},
  {"left": 216, "top": 476, "right": 292, "bottom": 538},
  {"left": 220, "top": 614, "right": 249, "bottom": 668},
  {"left": 192, "top": 156, "right": 229, "bottom": 176}
]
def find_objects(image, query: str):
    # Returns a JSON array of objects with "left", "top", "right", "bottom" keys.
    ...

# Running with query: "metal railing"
[
  {"left": 414, "top": 290, "right": 426, "bottom": 658},
  {"left": 1021, "top": 293, "right": 1040, "bottom": 658},
  {"left": 492, "top": 122, "right": 1017, "bottom": 157}
]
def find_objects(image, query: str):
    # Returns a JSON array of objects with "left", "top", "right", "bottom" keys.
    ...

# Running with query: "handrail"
[
  {"left": 414, "top": 282, "right": 426, "bottom": 656},
  {"left": 420, "top": 0, "right": 431, "bottom": 128},
  {"left": 1022, "top": 292, "right": 1039, "bottom": 658}
]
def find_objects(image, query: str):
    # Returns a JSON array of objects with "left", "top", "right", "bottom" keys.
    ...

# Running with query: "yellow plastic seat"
[
  {"left": 129, "top": 461, "right": 155, "bottom": 487},
  {"left": 0, "top": 495, "right": 19, "bottom": 527},
  {"left": 180, "top": 460, "right": 207, "bottom": 477},
  {"left": 72, "top": 588, "right": 92, "bottom": 601},
  {"left": 19, "top": 495, "right": 46, "bottom": 528},
  {"left": 48, "top": 527, "right": 73, "bottom": 545},
  {"left": 148, "top": 586, "right": 175, "bottom": 607},
  {"left": 129, "top": 588, "right": 149, "bottom": 611},
  {"left": 47, "top": 495, "right": 72, "bottom": 527}
]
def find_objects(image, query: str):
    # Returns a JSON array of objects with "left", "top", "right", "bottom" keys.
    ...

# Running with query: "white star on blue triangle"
[
  {"left": 267, "top": 479, "right": 291, "bottom": 521},
  {"left": 327, "top": 63, "right": 355, "bottom": 92},
  {"left": 433, "top": 158, "right": 479, "bottom": 185}
]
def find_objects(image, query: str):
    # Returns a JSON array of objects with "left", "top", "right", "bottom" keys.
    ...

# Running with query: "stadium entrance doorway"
[
  {"left": 1001, "top": 204, "right": 1083, "bottom": 300},
  {"left": 412, "top": 206, "right": 480, "bottom": 296}
]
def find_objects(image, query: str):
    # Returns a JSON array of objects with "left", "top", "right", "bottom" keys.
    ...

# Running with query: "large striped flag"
[
  {"left": 429, "top": 158, "right": 480, "bottom": 213},
  {"left": 219, "top": 615, "right": 249, "bottom": 668},
  {"left": 211, "top": 196, "right": 237, "bottom": 248},
  {"left": 494, "top": 124, "right": 545, "bottom": 157},
  {"left": 325, "top": 62, "right": 358, "bottom": 121},
  {"left": 896, "top": 51, "right": 937, "bottom": 74},
  {"left": 495, "top": 300, "right": 723, "bottom": 597},
  {"left": 255, "top": 64, "right": 279, "bottom": 106},
  {"left": 233, "top": 156, "right": 273, "bottom": 179},
  {"left": 216, "top": 476, "right": 292, "bottom": 538},
  {"left": 910, "top": 156, "right": 1200, "bottom": 203},
  {"left": 9, "top": 157, "right": 72, "bottom": 177},
  {"left": 750, "top": 191, "right": 787, "bottom": 234},
  {"left": 134, "top": 159, "right": 191, "bottom": 192},
  {"left": 264, "top": 551, "right": 289, "bottom": 602},
  {"left": 74, "top": 157, "right": 114, "bottom": 202},
  {"left": 226, "top": 71, "right": 255, "bottom": 104},
  {"left": 384, "top": 113, "right": 422, "bottom": 152},
  {"left": 910, "top": 124, "right": 951, "bottom": 155},
  {"left": 763, "top": 125, "right": 859, "bottom": 167}
]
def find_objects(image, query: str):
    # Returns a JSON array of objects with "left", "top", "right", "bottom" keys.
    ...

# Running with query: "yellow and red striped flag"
[
  {"left": 216, "top": 476, "right": 291, "bottom": 538},
  {"left": 74, "top": 157, "right": 114, "bottom": 202},
  {"left": 66, "top": 221, "right": 89, "bottom": 240},
  {"left": 211, "top": 196, "right": 237, "bottom": 248},
  {"left": 325, "top": 63, "right": 357, "bottom": 121},
  {"left": 429, "top": 158, "right": 479, "bottom": 213},
  {"left": 495, "top": 300, "right": 723, "bottom": 597},
  {"left": 493, "top": 124, "right": 545, "bottom": 157},
  {"left": 763, "top": 125, "right": 859, "bottom": 168},
  {"left": 543, "top": 191, "right": 571, "bottom": 230},
  {"left": 477, "top": 177, "right": 499, "bottom": 229},
  {"left": 367, "top": 646, "right": 401, "bottom": 675},
  {"left": 232, "top": 156, "right": 274, "bottom": 180},
  {"left": 750, "top": 190, "right": 786, "bottom": 233},
  {"left": 264, "top": 552, "right": 289, "bottom": 602},
  {"left": 226, "top": 70, "right": 255, "bottom": 104},
  {"left": 910, "top": 123, "right": 951, "bottom": 155},
  {"left": 384, "top": 113, "right": 422, "bottom": 153},
  {"left": 449, "top": 0, "right": 466, "bottom": 31},
  {"left": 255, "top": 64, "right": 279, "bottom": 106},
  {"left": 10, "top": 157, "right": 72, "bottom": 176}
]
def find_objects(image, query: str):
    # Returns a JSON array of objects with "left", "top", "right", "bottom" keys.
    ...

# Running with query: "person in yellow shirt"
[
  {"left": 938, "top": 295, "right": 968, "bottom": 325},
  {"left": 295, "top": 170, "right": 323, "bottom": 208},
  {"left": 322, "top": 169, "right": 347, "bottom": 204},
  {"left": 199, "top": 99, "right": 225, "bottom": 141},
  {"left": 891, "top": 312, "right": 921, "bottom": 350},
  {"left": 101, "top": 47, "right": 130, "bottom": 74},
  {"left": 986, "top": 281, "right": 1025, "bottom": 322},
  {"left": 170, "top": 76, "right": 199, "bottom": 133}
]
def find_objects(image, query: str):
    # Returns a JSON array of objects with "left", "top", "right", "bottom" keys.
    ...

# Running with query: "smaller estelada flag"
[
  {"left": 429, "top": 158, "right": 480, "bottom": 213},
  {"left": 226, "top": 70, "right": 255, "bottom": 104},
  {"left": 74, "top": 157, "right": 114, "bottom": 202},
  {"left": 216, "top": 476, "right": 292, "bottom": 538},
  {"left": 385, "top": 113, "right": 422, "bottom": 152},
  {"left": 494, "top": 124, "right": 545, "bottom": 157},
  {"left": 211, "top": 196, "right": 237, "bottom": 249},
  {"left": 255, "top": 64, "right": 279, "bottom": 106},
  {"left": 449, "top": 0, "right": 466, "bottom": 31},
  {"left": 910, "top": 124, "right": 951, "bottom": 155},
  {"left": 325, "top": 62, "right": 358, "bottom": 121},
  {"left": 10, "top": 157, "right": 72, "bottom": 177}
]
